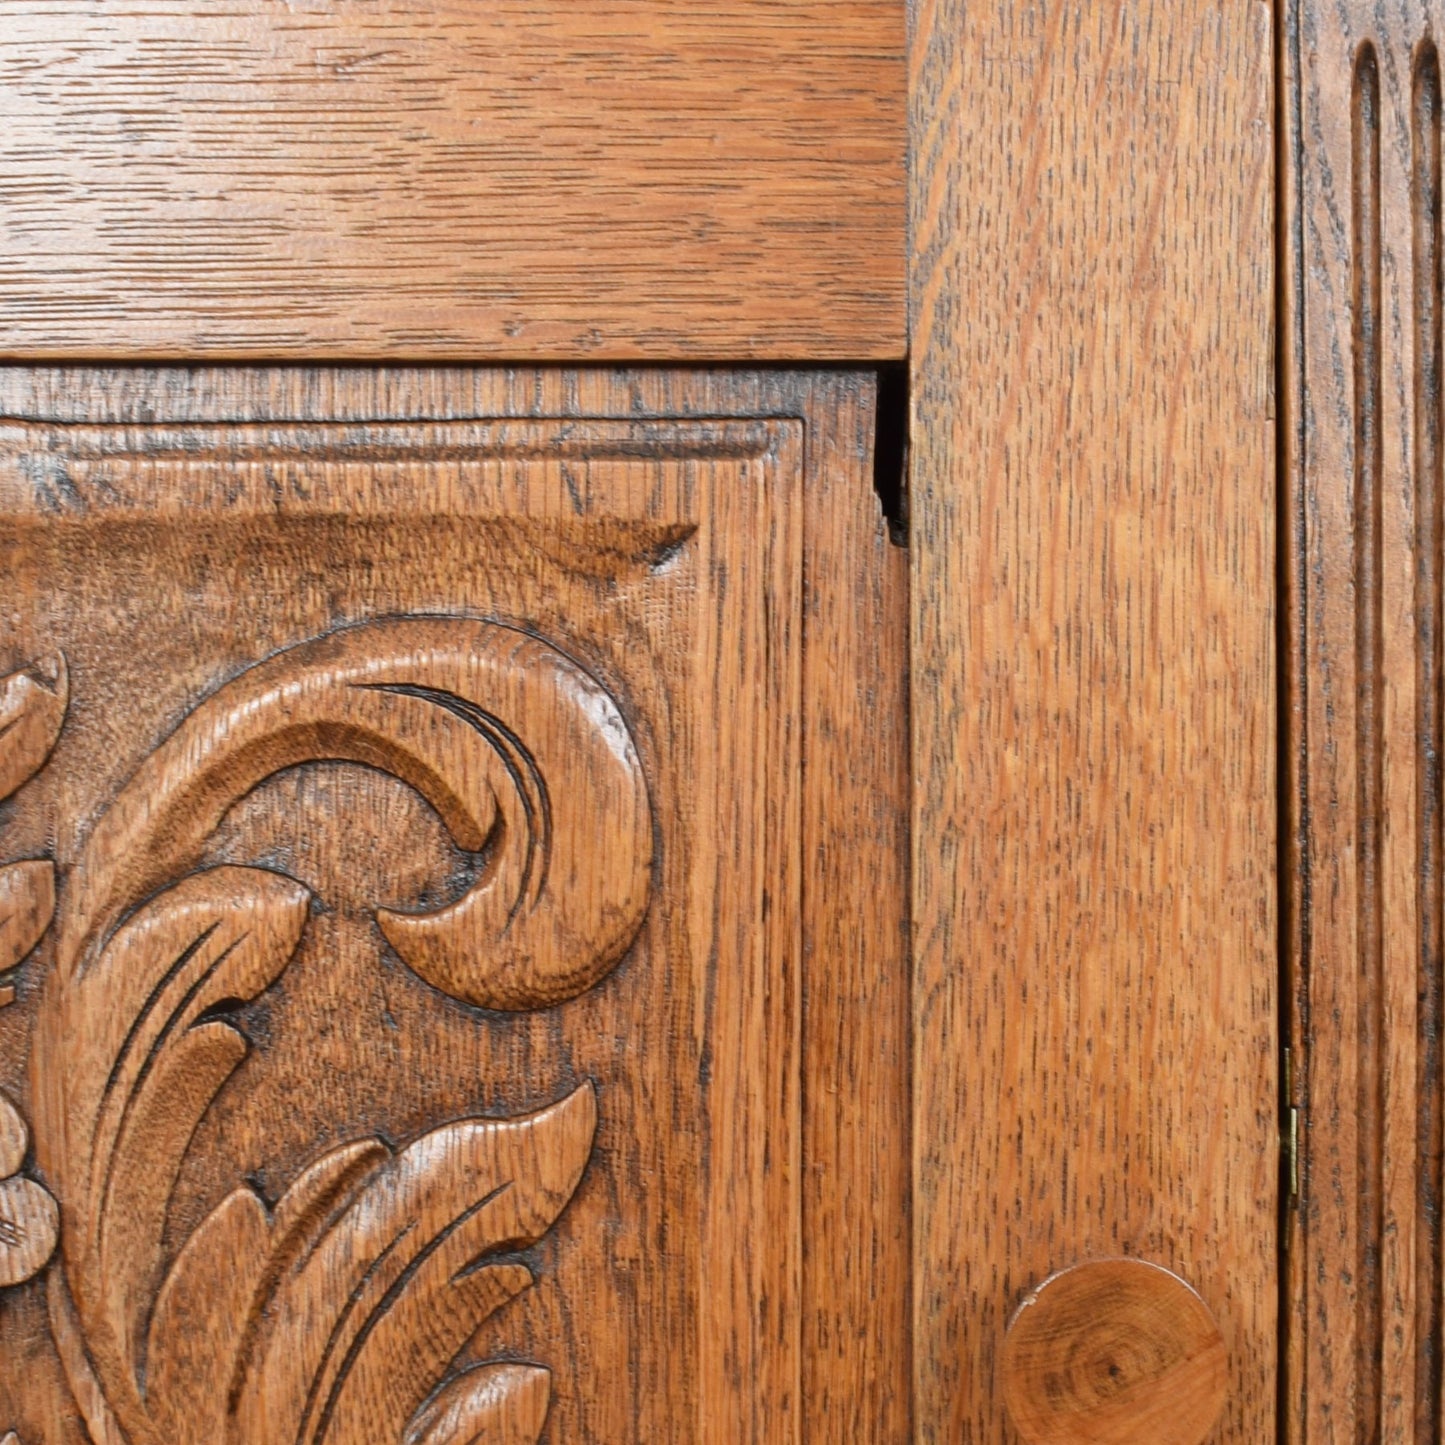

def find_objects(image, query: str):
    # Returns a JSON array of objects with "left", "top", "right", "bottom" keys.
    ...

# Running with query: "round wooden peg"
[{"left": 1000, "top": 1258, "right": 1228, "bottom": 1445}]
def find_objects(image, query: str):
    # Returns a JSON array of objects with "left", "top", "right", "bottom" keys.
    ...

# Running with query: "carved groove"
[
  {"left": 1353, "top": 41, "right": 1387, "bottom": 1439},
  {"left": 0, "top": 418, "right": 775, "bottom": 473},
  {"left": 1416, "top": 37, "right": 1445, "bottom": 1442}
]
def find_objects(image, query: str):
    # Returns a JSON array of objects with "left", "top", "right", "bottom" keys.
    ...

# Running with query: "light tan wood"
[
  {"left": 1000, "top": 1258, "right": 1229, "bottom": 1445},
  {"left": 0, "top": 367, "right": 909, "bottom": 1444},
  {"left": 0, "top": 4, "right": 904, "bottom": 362},
  {"left": 908, "top": 1, "right": 1277, "bottom": 1439},
  {"left": 798, "top": 377, "right": 911, "bottom": 1441},
  {"left": 1282, "top": 5, "right": 1445, "bottom": 1437}
]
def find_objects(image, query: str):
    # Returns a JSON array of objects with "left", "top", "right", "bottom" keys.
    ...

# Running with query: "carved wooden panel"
[{"left": 0, "top": 369, "right": 910, "bottom": 1443}]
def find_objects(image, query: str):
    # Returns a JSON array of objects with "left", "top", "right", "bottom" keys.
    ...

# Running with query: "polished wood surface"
[
  {"left": 1000, "top": 1259, "right": 1229, "bottom": 1445},
  {"left": 0, "top": 368, "right": 909, "bottom": 1443},
  {"left": 0, "top": 4, "right": 904, "bottom": 361},
  {"left": 1282, "top": 5, "right": 1445, "bottom": 1437},
  {"left": 909, "top": 1, "right": 1277, "bottom": 1439}
]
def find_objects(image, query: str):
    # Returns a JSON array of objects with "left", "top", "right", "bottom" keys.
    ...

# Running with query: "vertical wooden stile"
[{"left": 910, "top": 1, "right": 1277, "bottom": 1437}]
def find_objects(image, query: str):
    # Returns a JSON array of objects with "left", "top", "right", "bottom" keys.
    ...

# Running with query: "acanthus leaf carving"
[
  {"left": 25, "top": 618, "right": 642, "bottom": 1442},
  {"left": 54, "top": 620, "right": 651, "bottom": 1013},
  {"left": 0, "top": 653, "right": 67, "bottom": 806},
  {"left": 39, "top": 866, "right": 311, "bottom": 1440},
  {"left": 45, "top": 1073, "right": 593, "bottom": 1445},
  {"left": 230, "top": 1086, "right": 592, "bottom": 1445}
]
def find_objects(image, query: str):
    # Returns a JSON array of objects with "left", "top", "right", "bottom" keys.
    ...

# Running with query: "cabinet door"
[{"left": 0, "top": 369, "right": 909, "bottom": 1444}]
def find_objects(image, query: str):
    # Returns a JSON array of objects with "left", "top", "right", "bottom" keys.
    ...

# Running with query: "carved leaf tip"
[
  {"left": 0, "top": 859, "right": 55, "bottom": 977},
  {"left": 0, "top": 1092, "right": 28, "bottom": 1178},
  {"left": 404, "top": 1362, "right": 552, "bottom": 1445},
  {"left": 0, "top": 652, "right": 68, "bottom": 804},
  {"left": 52, "top": 865, "right": 313, "bottom": 1422},
  {"left": 0, "top": 1091, "right": 59, "bottom": 1290},
  {"left": 230, "top": 1082, "right": 596, "bottom": 1445}
]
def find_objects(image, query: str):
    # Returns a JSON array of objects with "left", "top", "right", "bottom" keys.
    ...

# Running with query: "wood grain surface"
[
  {"left": 1282, "top": 5, "right": 1445, "bottom": 1439},
  {"left": 909, "top": 1, "right": 1277, "bottom": 1440},
  {"left": 0, "top": 4, "right": 904, "bottom": 361},
  {"left": 1000, "top": 1258, "right": 1229, "bottom": 1445},
  {"left": 0, "top": 368, "right": 910, "bottom": 1443}
]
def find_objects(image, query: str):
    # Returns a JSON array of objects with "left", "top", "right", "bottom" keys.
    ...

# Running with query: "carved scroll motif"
[{"left": 24, "top": 618, "right": 653, "bottom": 1445}]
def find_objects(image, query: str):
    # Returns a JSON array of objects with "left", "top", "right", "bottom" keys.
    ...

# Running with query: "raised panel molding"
[{"left": 0, "top": 368, "right": 910, "bottom": 1444}]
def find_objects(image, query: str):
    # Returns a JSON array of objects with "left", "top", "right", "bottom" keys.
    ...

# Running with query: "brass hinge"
[
  {"left": 1286, "top": 1105, "right": 1300, "bottom": 1202},
  {"left": 1284, "top": 1046, "right": 1300, "bottom": 1207}
]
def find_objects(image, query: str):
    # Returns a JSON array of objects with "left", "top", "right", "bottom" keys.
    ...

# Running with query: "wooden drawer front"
[{"left": 0, "top": 369, "right": 910, "bottom": 1444}]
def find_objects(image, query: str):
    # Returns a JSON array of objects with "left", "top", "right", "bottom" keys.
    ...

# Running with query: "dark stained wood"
[
  {"left": 1000, "top": 1258, "right": 1229, "bottom": 1445},
  {"left": 0, "top": 368, "right": 910, "bottom": 1444},
  {"left": 1283, "top": 5, "right": 1445, "bottom": 1438},
  {"left": 909, "top": 1, "right": 1277, "bottom": 1440},
  {"left": 0, "top": 5, "right": 904, "bottom": 362}
]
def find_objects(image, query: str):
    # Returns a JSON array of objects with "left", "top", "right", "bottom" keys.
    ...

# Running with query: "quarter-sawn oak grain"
[
  {"left": 909, "top": 1, "right": 1277, "bottom": 1440},
  {"left": 0, "top": 4, "right": 904, "bottom": 361}
]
